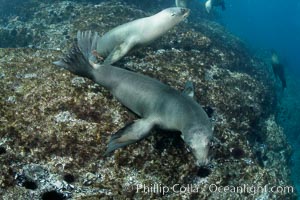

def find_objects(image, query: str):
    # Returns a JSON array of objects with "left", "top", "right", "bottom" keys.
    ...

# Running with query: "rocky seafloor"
[{"left": 0, "top": 1, "right": 297, "bottom": 199}]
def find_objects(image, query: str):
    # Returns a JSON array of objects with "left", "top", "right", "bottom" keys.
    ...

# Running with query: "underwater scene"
[{"left": 0, "top": 0, "right": 299, "bottom": 199}]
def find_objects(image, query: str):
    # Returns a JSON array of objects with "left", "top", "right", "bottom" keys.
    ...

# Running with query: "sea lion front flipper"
[
  {"left": 104, "top": 118, "right": 155, "bottom": 156},
  {"left": 103, "top": 41, "right": 134, "bottom": 65},
  {"left": 182, "top": 81, "right": 194, "bottom": 98}
]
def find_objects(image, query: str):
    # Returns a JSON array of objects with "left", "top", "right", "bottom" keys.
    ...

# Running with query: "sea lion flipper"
[
  {"left": 182, "top": 81, "right": 194, "bottom": 98},
  {"left": 53, "top": 40, "right": 94, "bottom": 79},
  {"left": 77, "top": 31, "right": 100, "bottom": 63},
  {"left": 104, "top": 41, "right": 134, "bottom": 65},
  {"left": 104, "top": 118, "right": 155, "bottom": 156}
]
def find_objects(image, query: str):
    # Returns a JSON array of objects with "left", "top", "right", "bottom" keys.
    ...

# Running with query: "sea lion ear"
[{"left": 182, "top": 81, "right": 194, "bottom": 98}]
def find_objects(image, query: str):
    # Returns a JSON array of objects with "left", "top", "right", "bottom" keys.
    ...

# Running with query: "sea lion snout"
[
  {"left": 181, "top": 8, "right": 190, "bottom": 18},
  {"left": 184, "top": 127, "right": 213, "bottom": 166},
  {"left": 194, "top": 141, "right": 211, "bottom": 166},
  {"left": 196, "top": 158, "right": 210, "bottom": 166}
]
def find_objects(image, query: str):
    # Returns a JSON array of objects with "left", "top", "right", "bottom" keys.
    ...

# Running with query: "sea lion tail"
[{"left": 53, "top": 32, "right": 97, "bottom": 79}]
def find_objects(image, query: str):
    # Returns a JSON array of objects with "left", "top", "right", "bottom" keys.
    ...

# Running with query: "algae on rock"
[{"left": 0, "top": 1, "right": 297, "bottom": 199}]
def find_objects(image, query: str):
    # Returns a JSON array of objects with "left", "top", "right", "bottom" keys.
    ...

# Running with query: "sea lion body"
[
  {"left": 93, "top": 7, "right": 190, "bottom": 64},
  {"left": 54, "top": 32, "right": 213, "bottom": 166},
  {"left": 271, "top": 51, "right": 287, "bottom": 89}
]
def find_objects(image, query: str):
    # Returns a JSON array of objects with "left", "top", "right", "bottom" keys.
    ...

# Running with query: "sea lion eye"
[
  {"left": 185, "top": 145, "right": 193, "bottom": 153},
  {"left": 208, "top": 140, "right": 215, "bottom": 150},
  {"left": 171, "top": 13, "right": 176, "bottom": 16}
]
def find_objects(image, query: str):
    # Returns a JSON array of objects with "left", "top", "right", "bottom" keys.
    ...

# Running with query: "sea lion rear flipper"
[
  {"left": 53, "top": 39, "right": 94, "bottom": 79},
  {"left": 182, "top": 81, "right": 194, "bottom": 98},
  {"left": 104, "top": 41, "right": 134, "bottom": 64},
  {"left": 104, "top": 118, "right": 155, "bottom": 156},
  {"left": 77, "top": 31, "right": 100, "bottom": 64}
]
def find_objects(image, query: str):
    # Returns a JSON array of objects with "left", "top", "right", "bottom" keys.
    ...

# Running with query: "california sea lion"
[
  {"left": 54, "top": 32, "right": 213, "bottom": 166},
  {"left": 87, "top": 7, "right": 189, "bottom": 65},
  {"left": 205, "top": 0, "right": 226, "bottom": 13},
  {"left": 271, "top": 50, "right": 287, "bottom": 89}
]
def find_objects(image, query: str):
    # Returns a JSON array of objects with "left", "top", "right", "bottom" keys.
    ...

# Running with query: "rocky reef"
[{"left": 0, "top": 1, "right": 297, "bottom": 199}]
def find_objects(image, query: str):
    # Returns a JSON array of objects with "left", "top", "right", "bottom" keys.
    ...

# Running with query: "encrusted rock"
[{"left": 0, "top": 1, "right": 297, "bottom": 199}]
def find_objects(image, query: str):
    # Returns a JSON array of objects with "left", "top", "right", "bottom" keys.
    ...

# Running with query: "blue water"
[
  {"left": 220, "top": 0, "right": 300, "bottom": 73},
  {"left": 216, "top": 0, "right": 300, "bottom": 196},
  {"left": 219, "top": 0, "right": 300, "bottom": 75}
]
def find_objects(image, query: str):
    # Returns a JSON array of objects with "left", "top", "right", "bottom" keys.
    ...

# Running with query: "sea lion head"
[
  {"left": 271, "top": 50, "right": 280, "bottom": 65},
  {"left": 163, "top": 7, "right": 190, "bottom": 21},
  {"left": 183, "top": 126, "right": 213, "bottom": 166}
]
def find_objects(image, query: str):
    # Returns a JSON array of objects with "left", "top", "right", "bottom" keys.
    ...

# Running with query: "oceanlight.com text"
[{"left": 135, "top": 183, "right": 294, "bottom": 196}]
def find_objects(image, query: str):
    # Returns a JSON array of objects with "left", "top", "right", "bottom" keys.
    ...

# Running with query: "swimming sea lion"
[
  {"left": 175, "top": 0, "right": 187, "bottom": 8},
  {"left": 54, "top": 32, "right": 213, "bottom": 166},
  {"left": 271, "top": 50, "right": 287, "bottom": 89},
  {"left": 87, "top": 7, "right": 190, "bottom": 65},
  {"left": 205, "top": 0, "right": 226, "bottom": 13}
]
